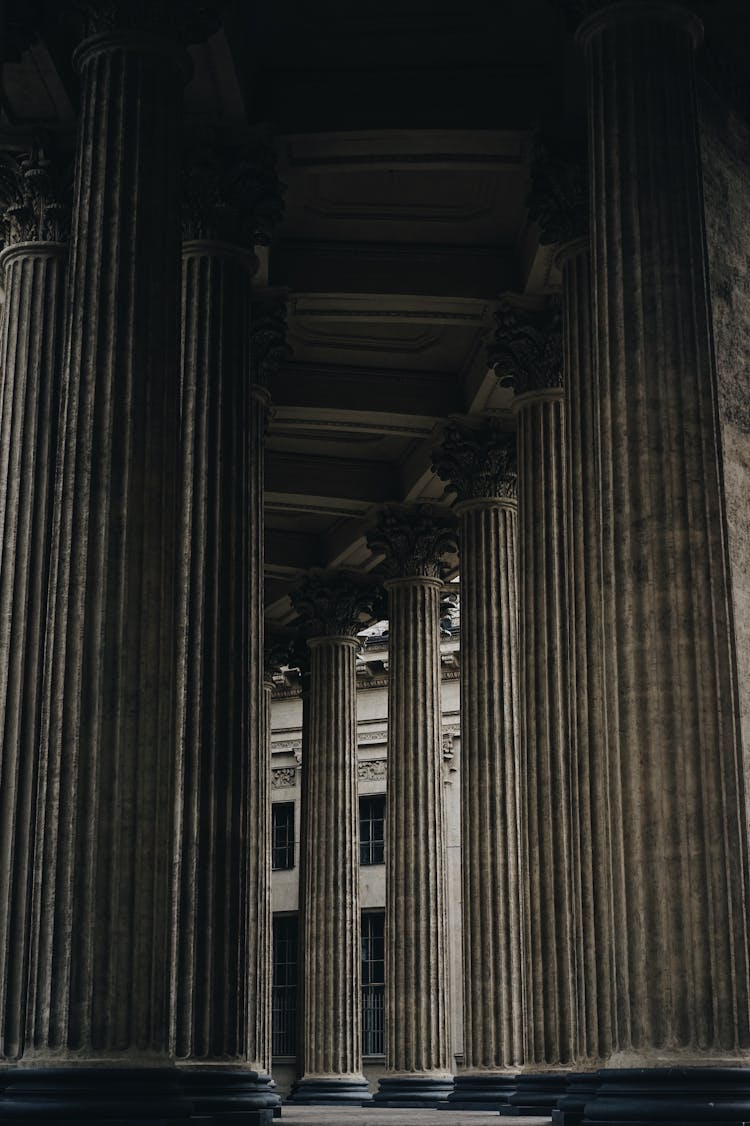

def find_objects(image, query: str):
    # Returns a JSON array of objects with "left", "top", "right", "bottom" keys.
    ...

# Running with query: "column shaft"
[
  {"left": 174, "top": 245, "right": 267, "bottom": 1066},
  {"left": 385, "top": 579, "right": 450, "bottom": 1079},
  {"left": 459, "top": 500, "right": 521, "bottom": 1073},
  {"left": 582, "top": 2, "right": 750, "bottom": 1065},
  {"left": 0, "top": 245, "right": 66, "bottom": 1061},
  {"left": 300, "top": 637, "right": 363, "bottom": 1082},
  {"left": 516, "top": 390, "right": 576, "bottom": 1070},
  {"left": 561, "top": 242, "right": 614, "bottom": 1066},
  {"left": 28, "top": 34, "right": 184, "bottom": 1059}
]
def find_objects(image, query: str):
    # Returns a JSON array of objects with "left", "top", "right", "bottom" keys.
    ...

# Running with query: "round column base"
[
  {"left": 552, "top": 1072, "right": 601, "bottom": 1126},
  {"left": 178, "top": 1068, "right": 280, "bottom": 1123},
  {"left": 0, "top": 1067, "right": 194, "bottom": 1124},
  {"left": 285, "top": 1076, "right": 372, "bottom": 1105},
  {"left": 444, "top": 1072, "right": 518, "bottom": 1109},
  {"left": 582, "top": 1067, "right": 750, "bottom": 1125},
  {"left": 373, "top": 1075, "right": 454, "bottom": 1107},
  {"left": 506, "top": 1072, "right": 570, "bottom": 1115}
]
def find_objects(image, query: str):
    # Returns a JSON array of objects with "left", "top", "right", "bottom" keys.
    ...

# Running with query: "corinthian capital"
[
  {"left": 182, "top": 136, "right": 284, "bottom": 248},
  {"left": 72, "top": 1, "right": 224, "bottom": 42},
  {"left": 432, "top": 418, "right": 517, "bottom": 502},
  {"left": 264, "top": 628, "right": 294, "bottom": 683},
  {"left": 526, "top": 135, "right": 587, "bottom": 247},
  {"left": 367, "top": 505, "right": 458, "bottom": 582},
  {"left": 0, "top": 140, "right": 71, "bottom": 246},
  {"left": 251, "top": 294, "right": 291, "bottom": 387},
  {"left": 488, "top": 299, "right": 563, "bottom": 395},
  {"left": 291, "top": 571, "right": 382, "bottom": 640}
]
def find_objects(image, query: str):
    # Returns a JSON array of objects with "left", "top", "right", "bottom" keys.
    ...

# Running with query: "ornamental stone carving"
[
  {"left": 272, "top": 768, "right": 298, "bottom": 789},
  {"left": 488, "top": 299, "right": 563, "bottom": 395},
  {"left": 0, "top": 141, "right": 71, "bottom": 245},
  {"left": 264, "top": 630, "right": 293, "bottom": 683},
  {"left": 358, "top": 759, "right": 387, "bottom": 781},
  {"left": 72, "top": 0, "right": 224, "bottom": 41},
  {"left": 432, "top": 417, "right": 517, "bottom": 502},
  {"left": 182, "top": 137, "right": 284, "bottom": 249},
  {"left": 291, "top": 570, "right": 382, "bottom": 640},
  {"left": 367, "top": 504, "right": 458, "bottom": 581},
  {"left": 525, "top": 136, "right": 587, "bottom": 247},
  {"left": 251, "top": 295, "right": 291, "bottom": 388}
]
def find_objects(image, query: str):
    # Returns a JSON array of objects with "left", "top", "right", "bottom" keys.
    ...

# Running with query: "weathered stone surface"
[
  {"left": 582, "top": 0, "right": 750, "bottom": 1067},
  {"left": 433, "top": 422, "right": 522, "bottom": 1085},
  {"left": 490, "top": 300, "right": 563, "bottom": 395},
  {"left": 0, "top": 239, "right": 66, "bottom": 1062},
  {"left": 700, "top": 90, "right": 750, "bottom": 783}
]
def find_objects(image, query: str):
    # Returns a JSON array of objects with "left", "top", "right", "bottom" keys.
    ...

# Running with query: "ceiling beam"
[
  {"left": 269, "top": 361, "right": 465, "bottom": 419},
  {"left": 265, "top": 450, "right": 402, "bottom": 506}
]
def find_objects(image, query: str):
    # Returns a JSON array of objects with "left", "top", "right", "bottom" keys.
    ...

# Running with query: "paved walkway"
[{"left": 279, "top": 1107, "right": 551, "bottom": 1126}]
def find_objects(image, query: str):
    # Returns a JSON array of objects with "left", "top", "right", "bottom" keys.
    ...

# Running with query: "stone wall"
[{"left": 701, "top": 87, "right": 750, "bottom": 762}]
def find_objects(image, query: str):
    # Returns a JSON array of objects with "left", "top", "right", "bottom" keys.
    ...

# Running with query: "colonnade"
[{"left": 0, "top": 1, "right": 747, "bottom": 1124}]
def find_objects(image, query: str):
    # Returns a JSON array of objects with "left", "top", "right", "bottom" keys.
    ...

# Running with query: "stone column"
[
  {"left": 0, "top": 145, "right": 68, "bottom": 1066},
  {"left": 527, "top": 142, "right": 612, "bottom": 1123},
  {"left": 571, "top": 3, "right": 750, "bottom": 1122},
  {"left": 173, "top": 142, "right": 282, "bottom": 1122},
  {"left": 368, "top": 505, "right": 457, "bottom": 1107},
  {"left": 287, "top": 572, "right": 378, "bottom": 1105},
  {"left": 490, "top": 300, "right": 575, "bottom": 1113},
  {"left": 431, "top": 418, "right": 522, "bottom": 1108},
  {"left": 2, "top": 5, "right": 218, "bottom": 1122}
]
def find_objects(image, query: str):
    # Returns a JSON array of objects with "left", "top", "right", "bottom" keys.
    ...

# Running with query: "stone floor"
[{"left": 279, "top": 1107, "right": 552, "bottom": 1126}]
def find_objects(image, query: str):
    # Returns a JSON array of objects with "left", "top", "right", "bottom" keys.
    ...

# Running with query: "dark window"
[
  {"left": 272, "top": 802, "right": 295, "bottom": 870},
  {"left": 361, "top": 911, "right": 385, "bottom": 1056},
  {"left": 359, "top": 794, "right": 385, "bottom": 866},
  {"left": 272, "top": 915, "right": 297, "bottom": 1057}
]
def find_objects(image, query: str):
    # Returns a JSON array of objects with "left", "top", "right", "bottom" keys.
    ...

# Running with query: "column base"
[
  {"left": 443, "top": 1072, "right": 518, "bottom": 1109},
  {"left": 582, "top": 1067, "right": 750, "bottom": 1125},
  {"left": 0, "top": 1067, "right": 195, "bottom": 1124},
  {"left": 285, "top": 1076, "right": 372, "bottom": 1105},
  {"left": 178, "top": 1068, "right": 280, "bottom": 1123},
  {"left": 552, "top": 1072, "right": 601, "bottom": 1126},
  {"left": 373, "top": 1075, "right": 454, "bottom": 1107},
  {"left": 505, "top": 1072, "right": 570, "bottom": 1116}
]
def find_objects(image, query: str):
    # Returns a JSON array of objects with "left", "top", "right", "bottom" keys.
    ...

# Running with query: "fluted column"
[
  {"left": 0, "top": 147, "right": 68, "bottom": 1066},
  {"left": 173, "top": 143, "right": 283, "bottom": 1121},
  {"left": 368, "top": 505, "right": 456, "bottom": 1107},
  {"left": 432, "top": 418, "right": 522, "bottom": 1108},
  {"left": 527, "top": 142, "right": 613, "bottom": 1124},
  {"left": 287, "top": 572, "right": 378, "bottom": 1105},
  {"left": 569, "top": 2, "right": 750, "bottom": 1122},
  {"left": 3, "top": 5, "right": 219, "bottom": 1121},
  {"left": 491, "top": 301, "right": 575, "bottom": 1112}
]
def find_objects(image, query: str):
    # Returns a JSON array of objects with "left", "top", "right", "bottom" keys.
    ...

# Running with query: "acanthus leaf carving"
[
  {"left": 367, "top": 504, "right": 458, "bottom": 581},
  {"left": 251, "top": 294, "right": 292, "bottom": 388},
  {"left": 488, "top": 298, "right": 563, "bottom": 395},
  {"left": 0, "top": 138, "right": 72, "bottom": 246},
  {"left": 525, "top": 135, "right": 587, "bottom": 248},
  {"left": 291, "top": 570, "right": 383, "bottom": 640},
  {"left": 432, "top": 416, "right": 517, "bottom": 502}
]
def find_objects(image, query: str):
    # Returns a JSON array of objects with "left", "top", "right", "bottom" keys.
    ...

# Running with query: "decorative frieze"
[
  {"left": 432, "top": 417, "right": 517, "bottom": 502},
  {"left": 358, "top": 759, "right": 387, "bottom": 781},
  {"left": 272, "top": 768, "right": 298, "bottom": 789},
  {"left": 489, "top": 300, "right": 563, "bottom": 395}
]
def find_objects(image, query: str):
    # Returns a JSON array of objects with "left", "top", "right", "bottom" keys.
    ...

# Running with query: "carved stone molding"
[
  {"left": 251, "top": 295, "right": 291, "bottom": 388},
  {"left": 489, "top": 299, "right": 563, "bottom": 395},
  {"left": 291, "top": 570, "right": 382, "bottom": 640},
  {"left": 182, "top": 137, "right": 284, "bottom": 249},
  {"left": 0, "top": 141, "right": 71, "bottom": 246},
  {"left": 367, "top": 504, "right": 458, "bottom": 581},
  {"left": 72, "top": 0, "right": 224, "bottom": 42},
  {"left": 358, "top": 759, "right": 387, "bottom": 781},
  {"left": 526, "top": 136, "right": 587, "bottom": 247},
  {"left": 432, "top": 417, "right": 517, "bottom": 502},
  {"left": 272, "top": 767, "right": 298, "bottom": 789}
]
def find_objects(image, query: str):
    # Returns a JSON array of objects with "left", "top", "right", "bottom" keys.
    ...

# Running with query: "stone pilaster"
[
  {"left": 490, "top": 300, "right": 575, "bottom": 1112},
  {"left": 432, "top": 419, "right": 522, "bottom": 1109},
  {"left": 287, "top": 572, "right": 379, "bottom": 1105},
  {"left": 172, "top": 140, "right": 280, "bottom": 1121},
  {"left": 5, "top": 6, "right": 220, "bottom": 1122},
  {"left": 368, "top": 505, "right": 457, "bottom": 1107},
  {"left": 572, "top": 2, "right": 750, "bottom": 1122},
  {"left": 0, "top": 144, "right": 69, "bottom": 1065},
  {"left": 528, "top": 141, "right": 613, "bottom": 1124}
]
